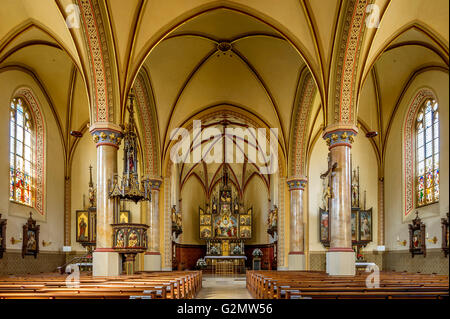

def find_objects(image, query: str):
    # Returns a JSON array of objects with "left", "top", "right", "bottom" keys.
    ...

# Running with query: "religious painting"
[
  {"left": 76, "top": 211, "right": 89, "bottom": 242},
  {"left": 0, "top": 214, "right": 6, "bottom": 259},
  {"left": 359, "top": 209, "right": 372, "bottom": 242},
  {"left": 200, "top": 214, "right": 211, "bottom": 225},
  {"left": 412, "top": 229, "right": 422, "bottom": 249},
  {"left": 240, "top": 214, "right": 251, "bottom": 226},
  {"left": 408, "top": 212, "right": 426, "bottom": 257},
  {"left": 200, "top": 226, "right": 212, "bottom": 239},
  {"left": 351, "top": 209, "right": 358, "bottom": 242},
  {"left": 22, "top": 213, "right": 39, "bottom": 258},
  {"left": 442, "top": 213, "right": 449, "bottom": 257},
  {"left": 119, "top": 210, "right": 130, "bottom": 224},
  {"left": 239, "top": 226, "right": 251, "bottom": 239},
  {"left": 128, "top": 230, "right": 139, "bottom": 247},
  {"left": 115, "top": 229, "right": 125, "bottom": 248},
  {"left": 319, "top": 208, "right": 330, "bottom": 244},
  {"left": 213, "top": 214, "right": 238, "bottom": 238}
]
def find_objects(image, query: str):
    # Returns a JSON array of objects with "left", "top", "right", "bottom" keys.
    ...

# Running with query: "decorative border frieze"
[
  {"left": 78, "top": 0, "right": 114, "bottom": 122},
  {"left": 134, "top": 74, "right": 160, "bottom": 176},
  {"left": 290, "top": 73, "right": 315, "bottom": 176},
  {"left": 333, "top": 0, "right": 369, "bottom": 124},
  {"left": 402, "top": 88, "right": 435, "bottom": 217},
  {"left": 15, "top": 88, "right": 46, "bottom": 216}
]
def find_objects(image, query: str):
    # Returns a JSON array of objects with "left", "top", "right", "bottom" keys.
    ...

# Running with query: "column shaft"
[
  {"left": 144, "top": 178, "right": 162, "bottom": 271},
  {"left": 287, "top": 178, "right": 307, "bottom": 270},
  {"left": 90, "top": 124, "right": 122, "bottom": 277},
  {"left": 329, "top": 144, "right": 352, "bottom": 249},
  {"left": 323, "top": 126, "right": 357, "bottom": 276},
  {"left": 96, "top": 144, "right": 117, "bottom": 248}
]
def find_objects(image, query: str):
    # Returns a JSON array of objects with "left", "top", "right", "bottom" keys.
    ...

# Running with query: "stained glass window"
[
  {"left": 9, "top": 97, "right": 34, "bottom": 206},
  {"left": 416, "top": 99, "right": 439, "bottom": 206}
]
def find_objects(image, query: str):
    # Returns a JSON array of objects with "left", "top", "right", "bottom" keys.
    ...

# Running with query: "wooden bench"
[
  {"left": 246, "top": 270, "right": 449, "bottom": 299},
  {"left": 0, "top": 271, "right": 202, "bottom": 299}
]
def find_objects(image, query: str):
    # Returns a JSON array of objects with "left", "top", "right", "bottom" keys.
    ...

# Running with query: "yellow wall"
[
  {"left": 384, "top": 70, "right": 449, "bottom": 251},
  {"left": 0, "top": 70, "right": 65, "bottom": 252}
]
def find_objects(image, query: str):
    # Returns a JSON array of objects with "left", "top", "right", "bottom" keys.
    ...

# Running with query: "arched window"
[
  {"left": 10, "top": 97, "right": 34, "bottom": 206},
  {"left": 416, "top": 99, "right": 439, "bottom": 206}
]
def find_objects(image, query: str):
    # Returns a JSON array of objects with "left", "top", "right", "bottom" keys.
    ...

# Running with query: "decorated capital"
[
  {"left": 89, "top": 123, "right": 123, "bottom": 148},
  {"left": 287, "top": 177, "right": 307, "bottom": 191},
  {"left": 322, "top": 124, "right": 358, "bottom": 149}
]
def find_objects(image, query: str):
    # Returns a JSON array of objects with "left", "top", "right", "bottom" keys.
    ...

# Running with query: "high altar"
[{"left": 199, "top": 166, "right": 252, "bottom": 273}]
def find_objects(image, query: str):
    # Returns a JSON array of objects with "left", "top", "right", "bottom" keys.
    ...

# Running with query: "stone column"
[
  {"left": 90, "top": 123, "right": 122, "bottom": 277},
  {"left": 323, "top": 125, "right": 357, "bottom": 276},
  {"left": 287, "top": 177, "right": 307, "bottom": 270},
  {"left": 143, "top": 178, "right": 162, "bottom": 271}
]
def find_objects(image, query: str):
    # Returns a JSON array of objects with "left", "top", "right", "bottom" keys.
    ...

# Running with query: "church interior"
[{"left": 0, "top": 0, "right": 448, "bottom": 301}]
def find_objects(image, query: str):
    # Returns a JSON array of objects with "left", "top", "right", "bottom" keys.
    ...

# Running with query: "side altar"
[{"left": 199, "top": 166, "right": 251, "bottom": 274}]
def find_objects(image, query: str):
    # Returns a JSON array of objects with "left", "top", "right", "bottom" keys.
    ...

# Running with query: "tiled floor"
[{"left": 195, "top": 274, "right": 253, "bottom": 299}]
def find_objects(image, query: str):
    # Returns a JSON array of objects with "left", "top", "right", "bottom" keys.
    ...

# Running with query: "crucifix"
[{"left": 320, "top": 153, "right": 337, "bottom": 212}]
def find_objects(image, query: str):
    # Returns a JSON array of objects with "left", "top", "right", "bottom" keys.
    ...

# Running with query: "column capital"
[
  {"left": 143, "top": 176, "right": 163, "bottom": 190},
  {"left": 322, "top": 124, "right": 358, "bottom": 149},
  {"left": 287, "top": 177, "right": 307, "bottom": 191},
  {"left": 89, "top": 122, "right": 123, "bottom": 148}
]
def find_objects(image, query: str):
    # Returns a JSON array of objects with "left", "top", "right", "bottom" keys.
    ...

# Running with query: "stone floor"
[{"left": 195, "top": 274, "right": 253, "bottom": 299}]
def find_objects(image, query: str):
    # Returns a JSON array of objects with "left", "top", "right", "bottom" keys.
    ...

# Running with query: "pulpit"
[{"left": 112, "top": 223, "right": 149, "bottom": 274}]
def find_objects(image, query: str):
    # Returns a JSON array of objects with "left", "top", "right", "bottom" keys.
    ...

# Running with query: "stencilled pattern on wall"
[
  {"left": 77, "top": 0, "right": 114, "bottom": 122},
  {"left": 133, "top": 72, "right": 160, "bottom": 177},
  {"left": 290, "top": 72, "right": 315, "bottom": 177},
  {"left": 277, "top": 176, "right": 286, "bottom": 268},
  {"left": 15, "top": 88, "right": 46, "bottom": 216},
  {"left": 333, "top": 0, "right": 369, "bottom": 124},
  {"left": 402, "top": 88, "right": 435, "bottom": 217},
  {"left": 164, "top": 176, "right": 172, "bottom": 269}
]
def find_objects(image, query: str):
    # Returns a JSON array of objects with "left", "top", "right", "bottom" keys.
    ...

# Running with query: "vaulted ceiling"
[
  {"left": 0, "top": 0, "right": 448, "bottom": 177},
  {"left": 142, "top": 8, "right": 305, "bottom": 154}
]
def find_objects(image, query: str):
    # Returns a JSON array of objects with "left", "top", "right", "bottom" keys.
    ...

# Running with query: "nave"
[{"left": 0, "top": 0, "right": 448, "bottom": 304}]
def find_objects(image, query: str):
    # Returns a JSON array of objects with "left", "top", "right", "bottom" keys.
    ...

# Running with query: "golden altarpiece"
[{"left": 199, "top": 166, "right": 252, "bottom": 273}]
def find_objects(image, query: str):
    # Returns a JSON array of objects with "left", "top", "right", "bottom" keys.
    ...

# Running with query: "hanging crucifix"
[{"left": 320, "top": 152, "right": 337, "bottom": 212}]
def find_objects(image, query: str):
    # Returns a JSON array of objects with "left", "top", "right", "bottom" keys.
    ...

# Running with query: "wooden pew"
[
  {"left": 246, "top": 270, "right": 449, "bottom": 299},
  {"left": 0, "top": 271, "right": 202, "bottom": 299}
]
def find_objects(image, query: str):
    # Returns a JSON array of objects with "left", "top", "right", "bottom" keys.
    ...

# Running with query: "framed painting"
[
  {"left": 409, "top": 212, "right": 426, "bottom": 257},
  {"left": 76, "top": 210, "right": 89, "bottom": 242},
  {"left": 319, "top": 208, "right": 330, "bottom": 245},
  {"left": 351, "top": 209, "right": 358, "bottom": 242},
  {"left": 22, "top": 213, "right": 39, "bottom": 258},
  {"left": 442, "top": 213, "right": 449, "bottom": 257},
  {"left": 119, "top": 210, "right": 130, "bottom": 224},
  {"left": 359, "top": 208, "right": 372, "bottom": 242},
  {"left": 213, "top": 214, "right": 238, "bottom": 238},
  {"left": 0, "top": 214, "right": 6, "bottom": 259},
  {"left": 239, "top": 226, "right": 251, "bottom": 239},
  {"left": 200, "top": 225, "right": 212, "bottom": 239},
  {"left": 240, "top": 215, "right": 251, "bottom": 226}
]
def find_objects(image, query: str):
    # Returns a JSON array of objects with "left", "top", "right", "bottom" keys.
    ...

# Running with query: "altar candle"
[{"left": 397, "top": 235, "right": 399, "bottom": 241}]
